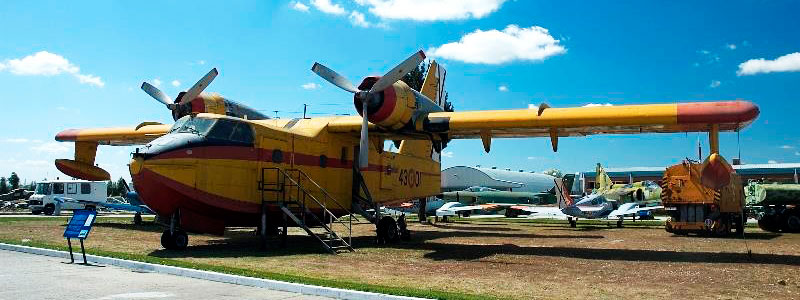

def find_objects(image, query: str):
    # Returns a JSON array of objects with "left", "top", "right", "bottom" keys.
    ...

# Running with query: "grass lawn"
[{"left": 1, "top": 216, "right": 799, "bottom": 299}]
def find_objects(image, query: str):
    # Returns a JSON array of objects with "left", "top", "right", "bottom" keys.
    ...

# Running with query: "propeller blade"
[
  {"left": 180, "top": 68, "right": 219, "bottom": 104},
  {"left": 311, "top": 62, "right": 357, "bottom": 93},
  {"left": 359, "top": 99, "right": 369, "bottom": 169},
  {"left": 369, "top": 50, "right": 426, "bottom": 93},
  {"left": 141, "top": 82, "right": 173, "bottom": 107}
]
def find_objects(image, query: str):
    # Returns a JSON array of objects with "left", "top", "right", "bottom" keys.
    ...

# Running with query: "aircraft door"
[{"left": 259, "top": 135, "right": 289, "bottom": 193}]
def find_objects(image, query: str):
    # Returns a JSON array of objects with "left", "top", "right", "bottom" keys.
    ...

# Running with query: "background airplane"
[{"left": 524, "top": 164, "right": 664, "bottom": 227}]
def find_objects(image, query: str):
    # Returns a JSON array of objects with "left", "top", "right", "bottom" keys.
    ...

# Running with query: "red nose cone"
[{"left": 700, "top": 154, "right": 734, "bottom": 189}]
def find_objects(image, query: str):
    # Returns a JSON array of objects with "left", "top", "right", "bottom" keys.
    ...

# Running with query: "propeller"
[
  {"left": 141, "top": 68, "right": 219, "bottom": 119},
  {"left": 311, "top": 50, "right": 425, "bottom": 169}
]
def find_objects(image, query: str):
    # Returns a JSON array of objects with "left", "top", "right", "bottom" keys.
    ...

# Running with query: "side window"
[
  {"left": 81, "top": 183, "right": 91, "bottom": 194},
  {"left": 52, "top": 183, "right": 64, "bottom": 194},
  {"left": 67, "top": 183, "right": 77, "bottom": 194},
  {"left": 229, "top": 123, "right": 254, "bottom": 144},
  {"left": 207, "top": 119, "right": 235, "bottom": 141},
  {"left": 272, "top": 149, "right": 284, "bottom": 163}
]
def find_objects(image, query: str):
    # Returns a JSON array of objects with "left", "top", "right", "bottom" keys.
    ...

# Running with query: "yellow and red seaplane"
[{"left": 53, "top": 50, "right": 759, "bottom": 251}]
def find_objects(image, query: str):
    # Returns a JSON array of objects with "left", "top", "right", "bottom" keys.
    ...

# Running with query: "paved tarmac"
[{"left": 0, "top": 250, "right": 336, "bottom": 300}]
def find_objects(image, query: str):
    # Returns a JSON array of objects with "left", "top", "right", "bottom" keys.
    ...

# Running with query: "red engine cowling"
[{"left": 354, "top": 77, "right": 416, "bottom": 130}]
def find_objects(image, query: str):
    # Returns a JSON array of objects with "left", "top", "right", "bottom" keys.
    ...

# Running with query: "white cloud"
[
  {"left": 310, "top": 0, "right": 346, "bottom": 15},
  {"left": 76, "top": 74, "right": 105, "bottom": 87},
  {"left": 498, "top": 85, "right": 509, "bottom": 92},
  {"left": 31, "top": 142, "right": 69, "bottom": 154},
  {"left": 737, "top": 52, "right": 800, "bottom": 76},
  {"left": 152, "top": 78, "right": 162, "bottom": 88},
  {"left": 349, "top": 11, "right": 371, "bottom": 27},
  {"left": 291, "top": 1, "right": 310, "bottom": 12},
  {"left": 357, "top": 0, "right": 507, "bottom": 21},
  {"left": 795, "top": 151, "right": 800, "bottom": 156},
  {"left": 301, "top": 82, "right": 321, "bottom": 90},
  {"left": 709, "top": 80, "right": 721, "bottom": 88},
  {"left": 4, "top": 138, "right": 29, "bottom": 143},
  {"left": 528, "top": 104, "right": 538, "bottom": 109},
  {"left": 428, "top": 25, "right": 565, "bottom": 64},
  {"left": 171, "top": 80, "right": 181, "bottom": 87},
  {"left": 726, "top": 44, "right": 737, "bottom": 50},
  {"left": 0, "top": 51, "right": 104, "bottom": 87},
  {"left": 441, "top": 151, "right": 453, "bottom": 158},
  {"left": 781, "top": 145, "right": 794, "bottom": 149},
  {"left": 583, "top": 103, "right": 613, "bottom": 107},
  {"left": 768, "top": 160, "right": 778, "bottom": 164}
]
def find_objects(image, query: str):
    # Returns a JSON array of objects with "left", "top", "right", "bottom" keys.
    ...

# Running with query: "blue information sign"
[{"left": 63, "top": 209, "right": 97, "bottom": 239}]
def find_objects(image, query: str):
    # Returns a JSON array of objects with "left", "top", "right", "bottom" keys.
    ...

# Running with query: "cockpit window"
[
  {"left": 169, "top": 116, "right": 217, "bottom": 136},
  {"left": 207, "top": 119, "right": 254, "bottom": 145}
]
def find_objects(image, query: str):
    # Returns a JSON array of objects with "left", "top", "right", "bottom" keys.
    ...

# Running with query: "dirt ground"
[{"left": 1, "top": 216, "right": 798, "bottom": 300}]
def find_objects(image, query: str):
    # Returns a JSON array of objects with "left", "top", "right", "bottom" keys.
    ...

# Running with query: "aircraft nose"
[{"left": 133, "top": 133, "right": 202, "bottom": 160}]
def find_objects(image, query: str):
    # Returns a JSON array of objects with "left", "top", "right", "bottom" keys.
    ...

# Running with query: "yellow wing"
[
  {"left": 53, "top": 122, "right": 170, "bottom": 181},
  {"left": 328, "top": 101, "right": 759, "bottom": 150}
]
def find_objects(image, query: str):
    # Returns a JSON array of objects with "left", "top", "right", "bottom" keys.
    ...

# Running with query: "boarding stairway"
[{"left": 259, "top": 167, "right": 354, "bottom": 254}]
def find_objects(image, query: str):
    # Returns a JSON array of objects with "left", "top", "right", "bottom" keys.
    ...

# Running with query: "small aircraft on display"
[
  {"left": 53, "top": 50, "right": 758, "bottom": 251},
  {"left": 524, "top": 164, "right": 664, "bottom": 227}
]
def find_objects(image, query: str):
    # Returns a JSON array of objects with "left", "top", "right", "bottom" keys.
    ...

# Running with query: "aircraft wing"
[
  {"left": 607, "top": 203, "right": 664, "bottom": 219},
  {"left": 327, "top": 101, "right": 758, "bottom": 150},
  {"left": 520, "top": 206, "right": 565, "bottom": 216},
  {"left": 55, "top": 122, "right": 171, "bottom": 146},
  {"left": 52, "top": 122, "right": 170, "bottom": 181}
]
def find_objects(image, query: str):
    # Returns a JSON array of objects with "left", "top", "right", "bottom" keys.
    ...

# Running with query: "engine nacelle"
[
  {"left": 354, "top": 78, "right": 443, "bottom": 130},
  {"left": 172, "top": 93, "right": 268, "bottom": 121}
]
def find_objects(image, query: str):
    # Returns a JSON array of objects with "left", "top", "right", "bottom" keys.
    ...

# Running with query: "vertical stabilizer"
[
  {"left": 554, "top": 178, "right": 574, "bottom": 209},
  {"left": 594, "top": 163, "right": 612, "bottom": 193},
  {"left": 420, "top": 61, "right": 446, "bottom": 107}
]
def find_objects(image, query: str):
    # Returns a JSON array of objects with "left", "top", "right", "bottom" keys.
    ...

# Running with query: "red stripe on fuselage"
[{"left": 147, "top": 145, "right": 397, "bottom": 173}]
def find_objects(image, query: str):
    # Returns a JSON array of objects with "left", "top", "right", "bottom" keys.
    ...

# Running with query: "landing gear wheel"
[
  {"left": 161, "top": 229, "right": 189, "bottom": 250},
  {"left": 568, "top": 218, "right": 577, "bottom": 228},
  {"left": 758, "top": 216, "right": 781, "bottom": 232},
  {"left": 43, "top": 204, "right": 55, "bottom": 216},
  {"left": 133, "top": 213, "right": 143, "bottom": 225},
  {"left": 376, "top": 216, "right": 399, "bottom": 244},
  {"left": 784, "top": 215, "right": 800, "bottom": 233},
  {"left": 397, "top": 215, "right": 411, "bottom": 241},
  {"left": 505, "top": 209, "right": 519, "bottom": 218}
]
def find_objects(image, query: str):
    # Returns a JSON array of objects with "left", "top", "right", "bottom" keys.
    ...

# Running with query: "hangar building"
[
  {"left": 581, "top": 163, "right": 800, "bottom": 191},
  {"left": 441, "top": 166, "right": 556, "bottom": 193}
]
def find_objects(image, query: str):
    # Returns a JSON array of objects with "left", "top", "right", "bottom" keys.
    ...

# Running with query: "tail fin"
[
  {"left": 420, "top": 60, "right": 447, "bottom": 107},
  {"left": 401, "top": 60, "right": 447, "bottom": 160},
  {"left": 594, "top": 163, "right": 612, "bottom": 193},
  {"left": 554, "top": 178, "right": 574, "bottom": 209}
]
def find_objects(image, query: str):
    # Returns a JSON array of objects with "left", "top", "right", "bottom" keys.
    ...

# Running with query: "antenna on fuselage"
[{"left": 273, "top": 110, "right": 280, "bottom": 119}]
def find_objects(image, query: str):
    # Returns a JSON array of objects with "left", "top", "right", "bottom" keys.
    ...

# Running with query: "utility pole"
[
  {"left": 273, "top": 110, "right": 279, "bottom": 119},
  {"left": 303, "top": 103, "right": 309, "bottom": 119}
]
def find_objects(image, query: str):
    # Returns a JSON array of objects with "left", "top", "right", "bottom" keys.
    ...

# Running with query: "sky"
[{"left": 1, "top": 0, "right": 799, "bottom": 184}]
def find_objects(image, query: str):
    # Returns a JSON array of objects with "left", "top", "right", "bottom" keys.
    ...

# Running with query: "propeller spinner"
[
  {"left": 311, "top": 50, "right": 426, "bottom": 169},
  {"left": 141, "top": 68, "right": 219, "bottom": 120}
]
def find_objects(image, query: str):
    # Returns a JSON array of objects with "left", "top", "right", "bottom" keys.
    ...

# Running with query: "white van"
[{"left": 28, "top": 180, "right": 108, "bottom": 215}]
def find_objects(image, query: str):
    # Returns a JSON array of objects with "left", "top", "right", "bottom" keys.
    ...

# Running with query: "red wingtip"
[
  {"left": 677, "top": 101, "right": 760, "bottom": 124},
  {"left": 55, "top": 129, "right": 81, "bottom": 141},
  {"left": 418, "top": 50, "right": 426, "bottom": 60}
]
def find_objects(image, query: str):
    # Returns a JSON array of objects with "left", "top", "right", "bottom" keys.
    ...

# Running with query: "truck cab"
[{"left": 28, "top": 180, "right": 108, "bottom": 215}]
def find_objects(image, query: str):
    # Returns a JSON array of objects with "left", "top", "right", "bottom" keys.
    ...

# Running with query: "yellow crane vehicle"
[{"left": 662, "top": 155, "right": 745, "bottom": 236}]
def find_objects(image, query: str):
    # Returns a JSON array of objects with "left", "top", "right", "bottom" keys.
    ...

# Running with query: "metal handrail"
[{"left": 261, "top": 167, "right": 353, "bottom": 247}]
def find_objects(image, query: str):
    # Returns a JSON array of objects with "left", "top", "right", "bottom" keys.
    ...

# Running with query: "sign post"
[{"left": 63, "top": 209, "right": 97, "bottom": 265}]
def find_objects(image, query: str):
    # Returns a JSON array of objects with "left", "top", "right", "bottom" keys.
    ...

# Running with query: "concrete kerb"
[{"left": 0, "top": 243, "right": 429, "bottom": 300}]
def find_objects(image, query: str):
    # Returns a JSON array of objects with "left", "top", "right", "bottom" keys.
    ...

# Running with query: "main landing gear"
[
  {"left": 376, "top": 215, "right": 411, "bottom": 244},
  {"left": 568, "top": 217, "right": 577, "bottom": 228},
  {"left": 160, "top": 212, "right": 188, "bottom": 250}
]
